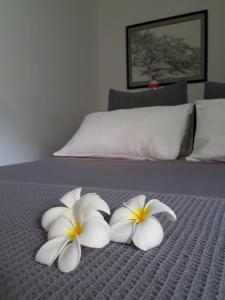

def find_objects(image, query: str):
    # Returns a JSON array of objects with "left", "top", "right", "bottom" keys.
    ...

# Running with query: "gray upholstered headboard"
[
  {"left": 204, "top": 81, "right": 225, "bottom": 99},
  {"left": 108, "top": 80, "right": 187, "bottom": 111}
]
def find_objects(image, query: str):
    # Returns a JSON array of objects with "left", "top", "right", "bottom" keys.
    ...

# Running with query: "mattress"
[
  {"left": 0, "top": 157, "right": 224, "bottom": 197},
  {"left": 0, "top": 158, "right": 225, "bottom": 299}
]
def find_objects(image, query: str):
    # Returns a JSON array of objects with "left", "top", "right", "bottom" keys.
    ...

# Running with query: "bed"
[
  {"left": 0, "top": 157, "right": 225, "bottom": 300},
  {"left": 1, "top": 82, "right": 225, "bottom": 299},
  {"left": 0, "top": 157, "right": 224, "bottom": 197}
]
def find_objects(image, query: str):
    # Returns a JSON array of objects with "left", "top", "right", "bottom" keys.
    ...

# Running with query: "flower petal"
[
  {"left": 80, "top": 208, "right": 104, "bottom": 221},
  {"left": 76, "top": 193, "right": 110, "bottom": 216},
  {"left": 79, "top": 218, "right": 110, "bottom": 248},
  {"left": 35, "top": 237, "right": 69, "bottom": 266},
  {"left": 110, "top": 220, "right": 135, "bottom": 243},
  {"left": 145, "top": 199, "right": 177, "bottom": 221},
  {"left": 132, "top": 216, "right": 164, "bottom": 251},
  {"left": 48, "top": 216, "right": 73, "bottom": 240},
  {"left": 59, "top": 187, "right": 82, "bottom": 208},
  {"left": 57, "top": 238, "right": 81, "bottom": 273},
  {"left": 109, "top": 207, "right": 131, "bottom": 225},
  {"left": 41, "top": 207, "right": 69, "bottom": 231},
  {"left": 123, "top": 195, "right": 146, "bottom": 212}
]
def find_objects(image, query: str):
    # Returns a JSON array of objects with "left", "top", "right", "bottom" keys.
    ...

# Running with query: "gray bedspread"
[
  {"left": 1, "top": 180, "right": 225, "bottom": 299},
  {"left": 0, "top": 158, "right": 224, "bottom": 197}
]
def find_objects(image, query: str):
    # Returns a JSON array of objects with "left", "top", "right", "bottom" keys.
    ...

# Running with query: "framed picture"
[{"left": 126, "top": 10, "right": 208, "bottom": 89}]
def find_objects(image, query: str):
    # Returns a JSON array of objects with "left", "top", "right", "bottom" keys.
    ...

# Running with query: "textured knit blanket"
[{"left": 0, "top": 180, "right": 225, "bottom": 300}]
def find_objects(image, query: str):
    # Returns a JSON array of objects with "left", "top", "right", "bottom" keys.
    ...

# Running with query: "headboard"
[
  {"left": 204, "top": 81, "right": 225, "bottom": 99},
  {"left": 108, "top": 80, "right": 187, "bottom": 111}
]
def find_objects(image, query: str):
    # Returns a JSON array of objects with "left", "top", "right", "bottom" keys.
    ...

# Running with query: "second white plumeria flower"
[
  {"left": 110, "top": 195, "right": 176, "bottom": 251},
  {"left": 35, "top": 196, "right": 111, "bottom": 273},
  {"left": 41, "top": 187, "right": 110, "bottom": 231}
]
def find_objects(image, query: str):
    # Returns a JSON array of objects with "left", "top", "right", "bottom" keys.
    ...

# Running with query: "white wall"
[
  {"left": 0, "top": 0, "right": 99, "bottom": 165},
  {"left": 97, "top": 0, "right": 225, "bottom": 110}
]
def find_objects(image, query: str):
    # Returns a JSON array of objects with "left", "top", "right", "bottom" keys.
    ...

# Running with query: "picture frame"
[{"left": 126, "top": 10, "right": 208, "bottom": 89}]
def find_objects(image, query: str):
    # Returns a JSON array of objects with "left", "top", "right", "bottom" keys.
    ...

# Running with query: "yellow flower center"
[
  {"left": 130, "top": 207, "right": 149, "bottom": 223},
  {"left": 67, "top": 222, "right": 83, "bottom": 241}
]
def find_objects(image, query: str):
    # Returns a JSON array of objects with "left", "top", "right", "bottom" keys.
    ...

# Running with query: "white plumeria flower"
[
  {"left": 41, "top": 187, "right": 110, "bottom": 231},
  {"left": 110, "top": 195, "right": 176, "bottom": 251},
  {"left": 35, "top": 197, "right": 111, "bottom": 273}
]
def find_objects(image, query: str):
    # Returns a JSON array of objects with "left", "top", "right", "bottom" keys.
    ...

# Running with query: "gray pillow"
[
  {"left": 204, "top": 81, "right": 225, "bottom": 99},
  {"left": 108, "top": 80, "right": 187, "bottom": 111}
]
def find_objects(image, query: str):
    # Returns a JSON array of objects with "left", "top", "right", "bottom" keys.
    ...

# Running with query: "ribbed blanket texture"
[{"left": 0, "top": 180, "right": 225, "bottom": 300}]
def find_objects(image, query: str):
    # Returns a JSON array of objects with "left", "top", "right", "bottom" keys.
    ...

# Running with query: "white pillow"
[
  {"left": 187, "top": 99, "right": 225, "bottom": 162},
  {"left": 54, "top": 104, "right": 193, "bottom": 161}
]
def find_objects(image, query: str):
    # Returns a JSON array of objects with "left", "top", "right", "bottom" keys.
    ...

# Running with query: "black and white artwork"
[{"left": 126, "top": 10, "right": 207, "bottom": 89}]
